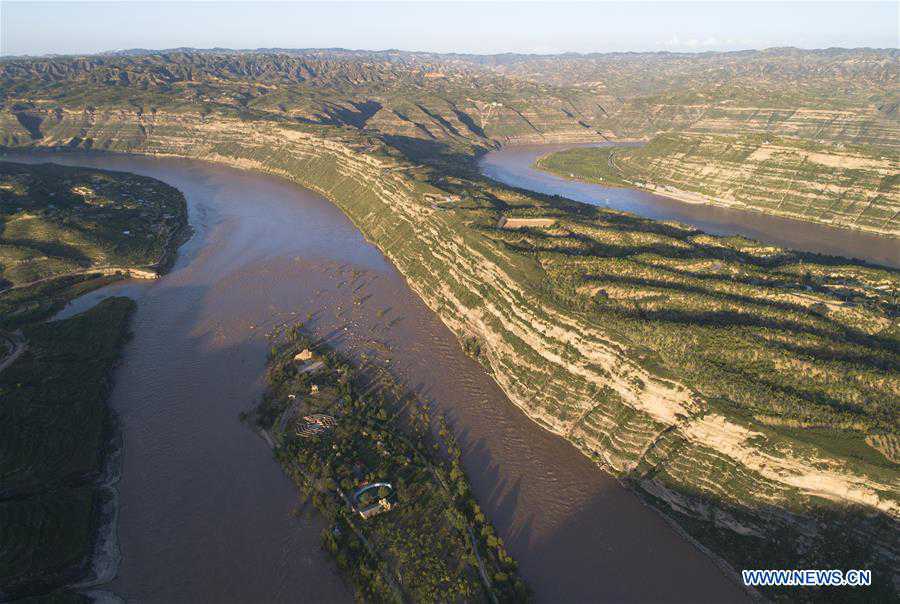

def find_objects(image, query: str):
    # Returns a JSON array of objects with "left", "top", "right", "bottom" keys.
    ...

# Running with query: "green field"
[
  {"left": 0, "top": 297, "right": 133, "bottom": 598},
  {"left": 1, "top": 161, "right": 188, "bottom": 288}
]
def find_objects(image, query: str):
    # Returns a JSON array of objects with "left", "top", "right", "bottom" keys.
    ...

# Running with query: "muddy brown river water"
[
  {"left": 5, "top": 151, "right": 750, "bottom": 602},
  {"left": 481, "top": 144, "right": 899, "bottom": 269}
]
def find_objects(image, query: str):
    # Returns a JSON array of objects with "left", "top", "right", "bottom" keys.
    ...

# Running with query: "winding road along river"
[
  {"left": 481, "top": 144, "right": 899, "bottom": 269},
  {"left": 6, "top": 151, "right": 749, "bottom": 602}
]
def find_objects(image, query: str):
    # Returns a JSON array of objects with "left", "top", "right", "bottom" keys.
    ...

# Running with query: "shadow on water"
[
  {"left": 445, "top": 422, "right": 748, "bottom": 603},
  {"left": 351, "top": 270, "right": 748, "bottom": 601},
  {"left": 4, "top": 150, "right": 750, "bottom": 602},
  {"left": 103, "top": 283, "right": 351, "bottom": 602}
]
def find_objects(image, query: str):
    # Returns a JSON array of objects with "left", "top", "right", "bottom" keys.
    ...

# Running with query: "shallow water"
[
  {"left": 480, "top": 144, "right": 899, "bottom": 268},
  {"left": 5, "top": 151, "right": 746, "bottom": 602},
  {"left": 52, "top": 280, "right": 152, "bottom": 322}
]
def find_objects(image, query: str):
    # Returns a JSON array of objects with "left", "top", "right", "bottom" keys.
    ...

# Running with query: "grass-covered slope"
[
  {"left": 0, "top": 161, "right": 188, "bottom": 288},
  {"left": 537, "top": 135, "right": 900, "bottom": 236}
]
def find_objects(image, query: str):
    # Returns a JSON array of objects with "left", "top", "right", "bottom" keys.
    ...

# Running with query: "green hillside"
[
  {"left": 1, "top": 48, "right": 897, "bottom": 601},
  {"left": 0, "top": 162, "right": 187, "bottom": 599}
]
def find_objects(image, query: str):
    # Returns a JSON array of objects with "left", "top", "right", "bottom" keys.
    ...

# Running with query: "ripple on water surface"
[{"left": 7, "top": 151, "right": 747, "bottom": 602}]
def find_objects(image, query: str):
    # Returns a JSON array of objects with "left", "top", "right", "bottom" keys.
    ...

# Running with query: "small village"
[
  {"left": 270, "top": 345, "right": 396, "bottom": 521},
  {"left": 254, "top": 327, "right": 527, "bottom": 602}
]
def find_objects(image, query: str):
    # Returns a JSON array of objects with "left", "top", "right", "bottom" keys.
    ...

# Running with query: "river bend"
[
  {"left": 6, "top": 151, "right": 746, "bottom": 602},
  {"left": 481, "top": 144, "right": 899, "bottom": 269}
]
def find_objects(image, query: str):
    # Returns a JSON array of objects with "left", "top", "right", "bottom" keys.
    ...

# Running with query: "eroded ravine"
[{"left": 6, "top": 152, "right": 746, "bottom": 602}]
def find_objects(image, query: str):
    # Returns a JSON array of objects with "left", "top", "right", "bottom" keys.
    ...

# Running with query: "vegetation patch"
[
  {"left": 253, "top": 326, "right": 529, "bottom": 602},
  {"left": 537, "top": 136, "right": 899, "bottom": 235},
  {"left": 0, "top": 162, "right": 189, "bottom": 599},
  {"left": 0, "top": 161, "right": 188, "bottom": 288},
  {"left": 0, "top": 298, "right": 133, "bottom": 599}
]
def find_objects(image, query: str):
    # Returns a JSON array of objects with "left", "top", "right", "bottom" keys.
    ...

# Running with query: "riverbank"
[
  {"left": 481, "top": 144, "right": 899, "bottom": 268},
  {"left": 2, "top": 150, "right": 750, "bottom": 602},
  {"left": 533, "top": 140, "right": 900, "bottom": 240},
  {"left": 0, "top": 162, "right": 191, "bottom": 600},
  {"left": 6, "top": 124, "right": 898, "bottom": 599}
]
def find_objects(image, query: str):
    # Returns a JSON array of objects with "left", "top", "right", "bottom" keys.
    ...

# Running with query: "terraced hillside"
[
  {"left": 0, "top": 51, "right": 613, "bottom": 148},
  {"left": 1, "top": 50, "right": 898, "bottom": 600},
  {"left": 469, "top": 48, "right": 899, "bottom": 141},
  {"left": 513, "top": 49, "right": 900, "bottom": 235},
  {"left": 537, "top": 136, "right": 900, "bottom": 235},
  {"left": 3, "top": 48, "right": 897, "bottom": 234},
  {"left": 2, "top": 104, "right": 895, "bottom": 599}
]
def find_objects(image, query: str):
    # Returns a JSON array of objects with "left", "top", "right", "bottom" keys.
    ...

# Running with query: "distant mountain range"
[{"left": 1, "top": 46, "right": 898, "bottom": 600}]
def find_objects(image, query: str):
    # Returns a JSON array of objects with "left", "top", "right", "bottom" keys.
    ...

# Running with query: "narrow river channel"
[
  {"left": 481, "top": 144, "right": 899, "bottom": 269},
  {"left": 5, "top": 151, "right": 747, "bottom": 602}
]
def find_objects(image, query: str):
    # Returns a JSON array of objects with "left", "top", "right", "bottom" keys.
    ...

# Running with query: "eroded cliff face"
[
  {"left": 3, "top": 108, "right": 898, "bottom": 595},
  {"left": 4, "top": 49, "right": 896, "bottom": 219},
  {"left": 0, "top": 50, "right": 613, "bottom": 152}
]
